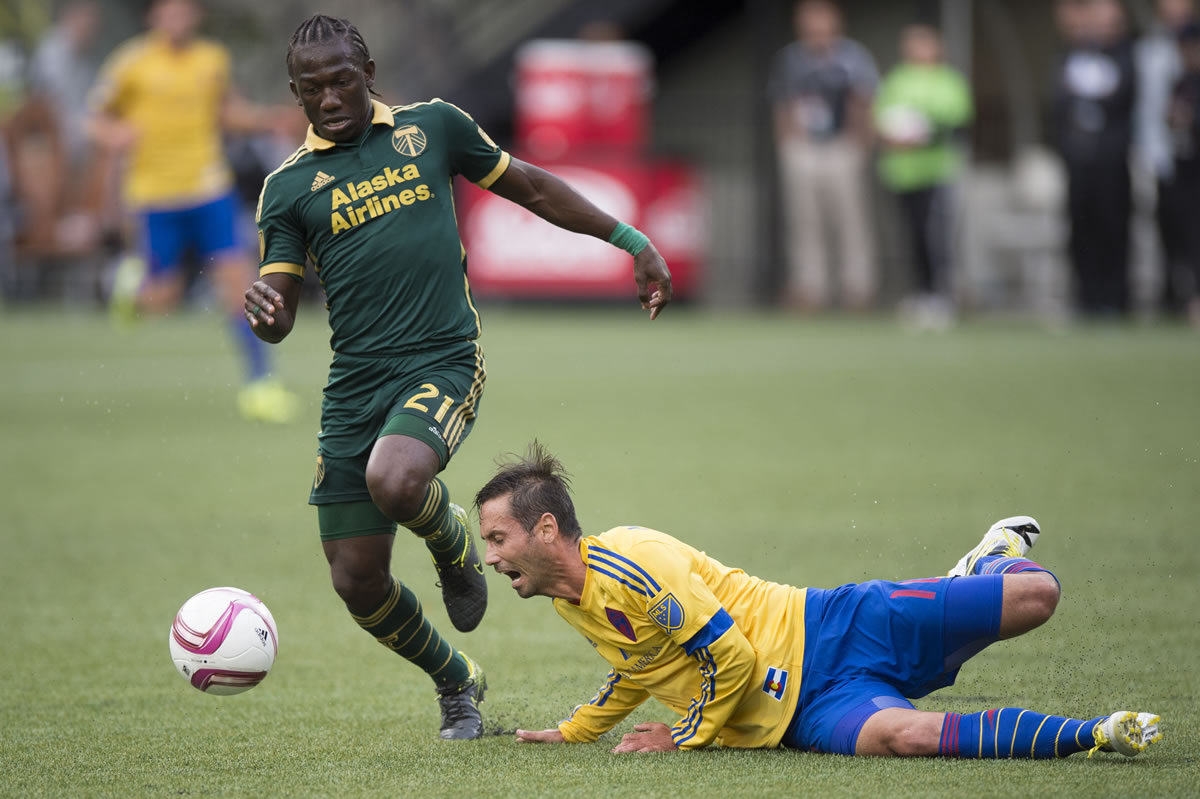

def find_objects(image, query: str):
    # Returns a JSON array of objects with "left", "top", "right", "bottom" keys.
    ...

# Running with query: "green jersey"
[
  {"left": 256, "top": 99, "right": 511, "bottom": 355},
  {"left": 873, "top": 64, "right": 972, "bottom": 192}
]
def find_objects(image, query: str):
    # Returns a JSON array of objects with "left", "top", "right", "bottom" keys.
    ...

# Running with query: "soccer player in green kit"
[{"left": 244, "top": 15, "right": 672, "bottom": 740}]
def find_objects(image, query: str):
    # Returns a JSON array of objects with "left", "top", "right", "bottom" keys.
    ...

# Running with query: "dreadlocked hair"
[{"left": 286, "top": 14, "right": 379, "bottom": 95}]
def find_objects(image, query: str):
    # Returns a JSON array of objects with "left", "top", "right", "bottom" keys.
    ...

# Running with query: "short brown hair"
[{"left": 474, "top": 441, "right": 582, "bottom": 539}]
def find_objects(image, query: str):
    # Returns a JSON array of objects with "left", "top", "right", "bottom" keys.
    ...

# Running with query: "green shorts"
[{"left": 309, "top": 339, "right": 486, "bottom": 517}]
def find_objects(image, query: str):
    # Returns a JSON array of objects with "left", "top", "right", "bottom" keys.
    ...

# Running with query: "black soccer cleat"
[
  {"left": 432, "top": 503, "right": 488, "bottom": 632},
  {"left": 436, "top": 654, "right": 486, "bottom": 740}
]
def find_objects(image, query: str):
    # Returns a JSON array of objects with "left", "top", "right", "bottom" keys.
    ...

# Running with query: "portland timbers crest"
[
  {"left": 392, "top": 124, "right": 427, "bottom": 157},
  {"left": 648, "top": 593, "right": 684, "bottom": 633}
]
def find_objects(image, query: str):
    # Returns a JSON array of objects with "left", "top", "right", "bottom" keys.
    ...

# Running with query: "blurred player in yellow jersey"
[
  {"left": 475, "top": 443, "right": 1162, "bottom": 760},
  {"left": 87, "top": 0, "right": 299, "bottom": 422}
]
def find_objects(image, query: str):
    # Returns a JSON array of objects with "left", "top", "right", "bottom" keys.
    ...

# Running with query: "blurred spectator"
[
  {"left": 1135, "top": 0, "right": 1196, "bottom": 315},
  {"left": 29, "top": 1, "right": 99, "bottom": 170},
  {"left": 87, "top": 0, "right": 300, "bottom": 422},
  {"left": 0, "top": 2, "right": 51, "bottom": 264},
  {"left": 0, "top": 39, "right": 19, "bottom": 275},
  {"left": 0, "top": 122, "right": 13, "bottom": 274},
  {"left": 768, "top": 0, "right": 878, "bottom": 311},
  {"left": 1052, "top": 0, "right": 1137, "bottom": 317},
  {"left": 24, "top": 0, "right": 105, "bottom": 255},
  {"left": 874, "top": 24, "right": 972, "bottom": 329},
  {"left": 1168, "top": 22, "right": 1200, "bottom": 325}
]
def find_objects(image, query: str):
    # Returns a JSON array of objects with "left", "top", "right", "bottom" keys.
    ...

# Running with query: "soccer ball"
[{"left": 168, "top": 587, "right": 278, "bottom": 695}]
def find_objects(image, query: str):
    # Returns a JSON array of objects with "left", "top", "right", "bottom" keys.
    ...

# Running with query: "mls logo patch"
[
  {"left": 605, "top": 607, "right": 637, "bottom": 642},
  {"left": 762, "top": 667, "right": 788, "bottom": 701},
  {"left": 392, "top": 125, "right": 427, "bottom": 157},
  {"left": 648, "top": 593, "right": 685, "bottom": 633}
]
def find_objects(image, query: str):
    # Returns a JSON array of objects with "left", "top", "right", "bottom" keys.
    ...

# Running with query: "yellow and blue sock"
[{"left": 940, "top": 708, "right": 1105, "bottom": 758}]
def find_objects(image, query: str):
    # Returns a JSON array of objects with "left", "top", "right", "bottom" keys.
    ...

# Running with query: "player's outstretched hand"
[
  {"left": 611, "top": 722, "right": 678, "bottom": 753},
  {"left": 515, "top": 728, "right": 565, "bottom": 744},
  {"left": 633, "top": 243, "right": 672, "bottom": 320},
  {"left": 245, "top": 280, "right": 285, "bottom": 329}
]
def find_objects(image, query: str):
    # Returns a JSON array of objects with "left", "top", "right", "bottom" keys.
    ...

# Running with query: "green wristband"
[{"left": 608, "top": 222, "right": 650, "bottom": 256}]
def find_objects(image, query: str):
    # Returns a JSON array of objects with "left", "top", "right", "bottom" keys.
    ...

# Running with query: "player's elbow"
[{"left": 513, "top": 186, "right": 551, "bottom": 218}]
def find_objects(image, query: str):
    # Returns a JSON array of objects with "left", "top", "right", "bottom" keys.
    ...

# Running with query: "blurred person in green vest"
[{"left": 874, "top": 24, "right": 972, "bottom": 329}]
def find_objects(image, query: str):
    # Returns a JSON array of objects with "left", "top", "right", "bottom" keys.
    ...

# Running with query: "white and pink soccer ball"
[{"left": 168, "top": 587, "right": 278, "bottom": 695}]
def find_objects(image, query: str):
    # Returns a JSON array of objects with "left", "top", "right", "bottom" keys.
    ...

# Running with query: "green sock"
[
  {"left": 400, "top": 477, "right": 469, "bottom": 564},
  {"left": 351, "top": 578, "right": 470, "bottom": 685}
]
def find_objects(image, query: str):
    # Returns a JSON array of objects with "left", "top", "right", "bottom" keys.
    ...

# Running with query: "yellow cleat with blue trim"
[
  {"left": 1089, "top": 711, "right": 1162, "bottom": 757},
  {"left": 948, "top": 515, "right": 1041, "bottom": 577}
]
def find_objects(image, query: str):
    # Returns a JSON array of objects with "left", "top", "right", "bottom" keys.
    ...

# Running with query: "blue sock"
[
  {"left": 971, "top": 555, "right": 1060, "bottom": 588},
  {"left": 229, "top": 312, "right": 269, "bottom": 381},
  {"left": 940, "top": 709, "right": 1106, "bottom": 758}
]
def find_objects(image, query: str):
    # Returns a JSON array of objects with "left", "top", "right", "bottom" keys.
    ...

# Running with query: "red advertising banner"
[
  {"left": 514, "top": 39, "right": 653, "bottom": 160},
  {"left": 459, "top": 159, "right": 703, "bottom": 299}
]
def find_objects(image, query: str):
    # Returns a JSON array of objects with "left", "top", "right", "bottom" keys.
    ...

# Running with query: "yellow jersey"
[
  {"left": 553, "top": 527, "right": 808, "bottom": 749},
  {"left": 89, "top": 33, "right": 232, "bottom": 209}
]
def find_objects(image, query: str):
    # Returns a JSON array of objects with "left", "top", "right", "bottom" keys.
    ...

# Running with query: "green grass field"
[{"left": 2, "top": 307, "right": 1198, "bottom": 798}]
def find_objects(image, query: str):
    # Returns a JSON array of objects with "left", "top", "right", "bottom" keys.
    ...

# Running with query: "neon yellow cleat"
[
  {"left": 948, "top": 515, "right": 1041, "bottom": 577},
  {"left": 1089, "top": 711, "right": 1162, "bottom": 757},
  {"left": 108, "top": 253, "right": 146, "bottom": 326},
  {"left": 237, "top": 378, "right": 300, "bottom": 424}
]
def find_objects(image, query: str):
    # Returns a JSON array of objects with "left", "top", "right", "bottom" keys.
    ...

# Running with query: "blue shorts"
[
  {"left": 782, "top": 575, "right": 1004, "bottom": 755},
  {"left": 141, "top": 191, "right": 240, "bottom": 277}
]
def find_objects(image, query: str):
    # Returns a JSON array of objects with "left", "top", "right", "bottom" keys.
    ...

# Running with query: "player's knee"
[
  {"left": 882, "top": 719, "right": 940, "bottom": 757},
  {"left": 329, "top": 560, "right": 390, "bottom": 611},
  {"left": 365, "top": 461, "right": 429, "bottom": 522},
  {"left": 1027, "top": 573, "right": 1060, "bottom": 625},
  {"left": 859, "top": 711, "right": 942, "bottom": 757}
]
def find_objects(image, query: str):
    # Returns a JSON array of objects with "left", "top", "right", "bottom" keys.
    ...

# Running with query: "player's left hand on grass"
[
  {"left": 633, "top": 243, "right": 672, "bottom": 320},
  {"left": 515, "top": 728, "right": 565, "bottom": 744},
  {"left": 611, "top": 722, "right": 678, "bottom": 753}
]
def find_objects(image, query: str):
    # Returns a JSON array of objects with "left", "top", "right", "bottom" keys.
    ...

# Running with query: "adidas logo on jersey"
[{"left": 311, "top": 171, "right": 335, "bottom": 191}]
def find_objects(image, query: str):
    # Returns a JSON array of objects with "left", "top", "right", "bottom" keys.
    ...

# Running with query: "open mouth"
[
  {"left": 502, "top": 569, "right": 522, "bottom": 588},
  {"left": 321, "top": 117, "right": 352, "bottom": 134}
]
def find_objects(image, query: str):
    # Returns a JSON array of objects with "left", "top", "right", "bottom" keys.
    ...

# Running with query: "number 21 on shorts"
[{"left": 404, "top": 383, "right": 455, "bottom": 423}]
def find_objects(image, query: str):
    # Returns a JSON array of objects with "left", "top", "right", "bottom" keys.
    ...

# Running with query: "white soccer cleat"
[
  {"left": 948, "top": 515, "right": 1041, "bottom": 577},
  {"left": 1090, "top": 711, "right": 1163, "bottom": 757}
]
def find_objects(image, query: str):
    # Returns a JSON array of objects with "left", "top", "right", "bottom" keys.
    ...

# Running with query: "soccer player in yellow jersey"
[
  {"left": 87, "top": 0, "right": 298, "bottom": 422},
  {"left": 475, "top": 443, "right": 1163, "bottom": 759}
]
